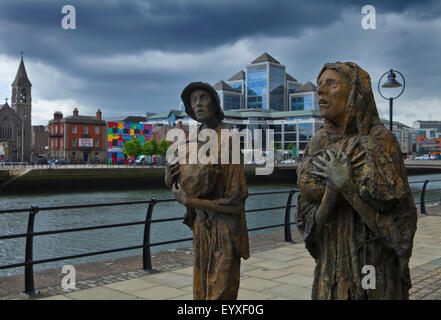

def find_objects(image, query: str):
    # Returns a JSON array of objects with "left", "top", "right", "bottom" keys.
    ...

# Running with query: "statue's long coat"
[{"left": 296, "top": 62, "right": 417, "bottom": 299}]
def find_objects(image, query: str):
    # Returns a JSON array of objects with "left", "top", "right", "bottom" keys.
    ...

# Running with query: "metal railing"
[
  {"left": 1, "top": 178, "right": 440, "bottom": 297},
  {"left": 410, "top": 179, "right": 441, "bottom": 214},
  {"left": 0, "top": 189, "right": 298, "bottom": 296}
]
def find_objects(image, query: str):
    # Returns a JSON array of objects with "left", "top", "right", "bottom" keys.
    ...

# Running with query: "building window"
[
  {"left": 124, "top": 128, "right": 129, "bottom": 134},
  {"left": 112, "top": 139, "right": 117, "bottom": 147},
  {"left": 51, "top": 139, "right": 54, "bottom": 148},
  {"left": 61, "top": 126, "right": 64, "bottom": 135},
  {"left": 72, "top": 152, "right": 76, "bottom": 160},
  {"left": 72, "top": 126, "right": 77, "bottom": 134},
  {"left": 95, "top": 126, "right": 99, "bottom": 135},
  {"left": 84, "top": 126, "right": 88, "bottom": 134},
  {"left": 61, "top": 140, "right": 63, "bottom": 148},
  {"left": 95, "top": 152, "right": 99, "bottom": 160},
  {"left": 247, "top": 64, "right": 267, "bottom": 109},
  {"left": 134, "top": 129, "right": 140, "bottom": 135},
  {"left": 0, "top": 120, "right": 13, "bottom": 139},
  {"left": 112, "top": 127, "right": 118, "bottom": 134},
  {"left": 55, "top": 126, "right": 58, "bottom": 134},
  {"left": 55, "top": 139, "right": 58, "bottom": 147},
  {"left": 95, "top": 139, "right": 99, "bottom": 147},
  {"left": 72, "top": 138, "right": 77, "bottom": 147}
]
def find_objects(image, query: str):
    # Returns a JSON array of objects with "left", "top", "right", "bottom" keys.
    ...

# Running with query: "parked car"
[
  {"left": 415, "top": 154, "right": 437, "bottom": 160},
  {"left": 35, "top": 157, "right": 48, "bottom": 165},
  {"left": 55, "top": 159, "right": 70, "bottom": 165},
  {"left": 135, "top": 155, "right": 148, "bottom": 165},
  {"left": 281, "top": 159, "right": 296, "bottom": 164},
  {"left": 135, "top": 155, "right": 158, "bottom": 165}
]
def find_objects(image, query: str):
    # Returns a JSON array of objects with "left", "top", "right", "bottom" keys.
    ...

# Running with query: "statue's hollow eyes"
[{"left": 318, "top": 79, "right": 341, "bottom": 89}]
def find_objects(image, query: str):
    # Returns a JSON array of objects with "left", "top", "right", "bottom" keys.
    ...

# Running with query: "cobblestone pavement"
[{"left": 2, "top": 212, "right": 441, "bottom": 300}]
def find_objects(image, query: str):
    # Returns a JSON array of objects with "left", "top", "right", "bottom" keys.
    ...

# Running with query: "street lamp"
[{"left": 378, "top": 69, "right": 405, "bottom": 132}]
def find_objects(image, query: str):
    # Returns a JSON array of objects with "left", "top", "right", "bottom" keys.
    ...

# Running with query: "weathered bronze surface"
[
  {"left": 165, "top": 82, "right": 249, "bottom": 300},
  {"left": 296, "top": 62, "right": 417, "bottom": 299}
]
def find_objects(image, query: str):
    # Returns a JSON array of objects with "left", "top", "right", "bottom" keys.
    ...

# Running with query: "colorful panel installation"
[{"left": 107, "top": 122, "right": 153, "bottom": 164}]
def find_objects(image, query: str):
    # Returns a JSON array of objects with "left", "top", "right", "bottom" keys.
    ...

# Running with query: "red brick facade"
[{"left": 48, "top": 109, "right": 106, "bottom": 163}]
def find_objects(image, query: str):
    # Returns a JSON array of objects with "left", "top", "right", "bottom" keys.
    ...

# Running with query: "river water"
[{"left": 1, "top": 173, "right": 441, "bottom": 278}]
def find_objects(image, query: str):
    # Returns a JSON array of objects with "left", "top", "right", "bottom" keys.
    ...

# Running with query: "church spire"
[{"left": 12, "top": 54, "right": 32, "bottom": 87}]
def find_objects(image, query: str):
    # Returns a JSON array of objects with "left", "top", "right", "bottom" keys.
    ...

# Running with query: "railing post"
[
  {"left": 284, "top": 190, "right": 296, "bottom": 242},
  {"left": 23, "top": 206, "right": 39, "bottom": 296},
  {"left": 420, "top": 180, "right": 429, "bottom": 215},
  {"left": 143, "top": 198, "right": 157, "bottom": 273}
]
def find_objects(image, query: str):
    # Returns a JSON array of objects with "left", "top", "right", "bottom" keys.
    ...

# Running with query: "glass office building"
[
  {"left": 214, "top": 81, "right": 242, "bottom": 111},
  {"left": 246, "top": 64, "right": 268, "bottom": 109},
  {"left": 268, "top": 64, "right": 286, "bottom": 111},
  {"left": 289, "top": 82, "right": 318, "bottom": 111}
]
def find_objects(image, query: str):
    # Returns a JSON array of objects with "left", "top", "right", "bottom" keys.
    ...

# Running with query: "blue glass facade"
[
  {"left": 223, "top": 93, "right": 241, "bottom": 110},
  {"left": 299, "top": 123, "right": 313, "bottom": 141},
  {"left": 247, "top": 64, "right": 267, "bottom": 109},
  {"left": 269, "top": 65, "right": 285, "bottom": 111},
  {"left": 291, "top": 95, "right": 313, "bottom": 111},
  {"left": 287, "top": 83, "right": 299, "bottom": 94},
  {"left": 229, "top": 82, "right": 243, "bottom": 93}
]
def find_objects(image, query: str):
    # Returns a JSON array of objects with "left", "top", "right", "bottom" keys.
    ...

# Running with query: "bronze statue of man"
[
  {"left": 165, "top": 82, "right": 249, "bottom": 300},
  {"left": 296, "top": 62, "right": 417, "bottom": 299}
]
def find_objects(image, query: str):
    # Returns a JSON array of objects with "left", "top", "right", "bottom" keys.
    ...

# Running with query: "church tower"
[{"left": 11, "top": 54, "right": 32, "bottom": 162}]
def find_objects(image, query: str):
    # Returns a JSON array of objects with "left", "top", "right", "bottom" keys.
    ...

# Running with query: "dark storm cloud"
[{"left": 0, "top": 0, "right": 439, "bottom": 123}]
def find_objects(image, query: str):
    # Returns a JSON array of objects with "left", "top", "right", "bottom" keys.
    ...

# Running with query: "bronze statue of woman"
[
  {"left": 296, "top": 62, "right": 417, "bottom": 299},
  {"left": 165, "top": 82, "right": 249, "bottom": 300}
]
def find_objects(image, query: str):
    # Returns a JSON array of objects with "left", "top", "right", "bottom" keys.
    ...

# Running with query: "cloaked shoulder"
[{"left": 303, "top": 128, "right": 329, "bottom": 155}]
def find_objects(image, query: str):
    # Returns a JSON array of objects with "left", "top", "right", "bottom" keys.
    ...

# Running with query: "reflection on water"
[
  {"left": 1, "top": 173, "right": 441, "bottom": 278},
  {"left": 0, "top": 183, "right": 298, "bottom": 277}
]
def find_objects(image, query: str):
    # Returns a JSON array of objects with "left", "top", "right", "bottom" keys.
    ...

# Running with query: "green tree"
[
  {"left": 142, "top": 138, "right": 158, "bottom": 155},
  {"left": 275, "top": 143, "right": 282, "bottom": 150},
  {"left": 157, "top": 140, "right": 171, "bottom": 156},
  {"left": 123, "top": 137, "right": 142, "bottom": 158}
]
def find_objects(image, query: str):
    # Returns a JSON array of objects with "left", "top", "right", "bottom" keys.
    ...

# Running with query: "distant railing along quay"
[
  {"left": 0, "top": 179, "right": 440, "bottom": 297},
  {"left": 0, "top": 189, "right": 298, "bottom": 296}
]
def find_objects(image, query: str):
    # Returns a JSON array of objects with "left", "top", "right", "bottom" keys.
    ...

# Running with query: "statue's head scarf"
[{"left": 317, "top": 62, "right": 381, "bottom": 137}]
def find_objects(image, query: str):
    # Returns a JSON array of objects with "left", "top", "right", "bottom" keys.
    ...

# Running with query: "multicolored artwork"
[{"left": 107, "top": 122, "right": 153, "bottom": 164}]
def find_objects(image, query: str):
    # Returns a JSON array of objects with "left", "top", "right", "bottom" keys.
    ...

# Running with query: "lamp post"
[
  {"left": 378, "top": 69, "right": 405, "bottom": 132},
  {"left": 21, "top": 113, "right": 27, "bottom": 163}
]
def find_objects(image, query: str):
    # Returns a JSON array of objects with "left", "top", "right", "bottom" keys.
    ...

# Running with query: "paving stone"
[
  {"left": 104, "top": 278, "right": 159, "bottom": 293},
  {"left": 65, "top": 286, "right": 137, "bottom": 300},
  {"left": 243, "top": 268, "right": 291, "bottom": 280},
  {"left": 239, "top": 277, "right": 281, "bottom": 291},
  {"left": 252, "top": 251, "right": 299, "bottom": 262},
  {"left": 273, "top": 274, "right": 314, "bottom": 288},
  {"left": 140, "top": 272, "right": 193, "bottom": 289},
  {"left": 237, "top": 288, "right": 276, "bottom": 300},
  {"left": 38, "top": 295, "right": 74, "bottom": 300},
  {"left": 252, "top": 259, "right": 299, "bottom": 270},
  {"left": 132, "top": 286, "right": 187, "bottom": 300},
  {"left": 173, "top": 267, "right": 193, "bottom": 276},
  {"left": 169, "top": 293, "right": 194, "bottom": 300},
  {"left": 262, "top": 284, "right": 312, "bottom": 300},
  {"left": 280, "top": 265, "right": 315, "bottom": 277}
]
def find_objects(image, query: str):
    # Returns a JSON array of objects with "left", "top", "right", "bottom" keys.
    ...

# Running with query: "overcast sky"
[{"left": 0, "top": 0, "right": 440, "bottom": 126}]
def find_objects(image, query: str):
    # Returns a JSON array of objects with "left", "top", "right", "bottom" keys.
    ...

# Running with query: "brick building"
[{"left": 48, "top": 108, "right": 107, "bottom": 163}]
